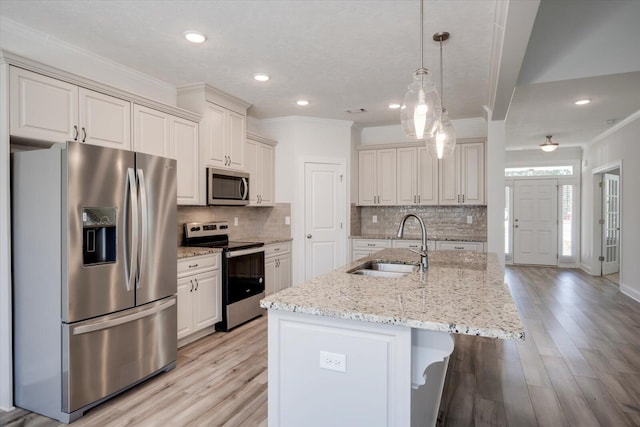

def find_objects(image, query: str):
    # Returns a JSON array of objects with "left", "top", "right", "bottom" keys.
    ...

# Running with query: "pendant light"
[
  {"left": 401, "top": 0, "right": 440, "bottom": 140},
  {"left": 427, "top": 32, "right": 456, "bottom": 160},
  {"left": 540, "top": 135, "right": 559, "bottom": 152}
]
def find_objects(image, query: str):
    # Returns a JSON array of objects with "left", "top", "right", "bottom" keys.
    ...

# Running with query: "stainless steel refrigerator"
[{"left": 11, "top": 141, "right": 177, "bottom": 423}]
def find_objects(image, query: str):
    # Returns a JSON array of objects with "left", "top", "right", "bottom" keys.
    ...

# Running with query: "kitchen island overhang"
[{"left": 261, "top": 249, "right": 525, "bottom": 427}]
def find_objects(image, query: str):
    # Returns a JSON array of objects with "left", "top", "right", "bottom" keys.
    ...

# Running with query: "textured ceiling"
[{"left": 1, "top": 0, "right": 639, "bottom": 149}]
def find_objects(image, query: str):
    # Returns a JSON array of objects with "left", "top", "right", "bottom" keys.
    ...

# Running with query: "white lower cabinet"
[
  {"left": 264, "top": 242, "right": 292, "bottom": 295},
  {"left": 435, "top": 241, "right": 485, "bottom": 252},
  {"left": 351, "top": 239, "right": 393, "bottom": 261},
  {"left": 177, "top": 253, "right": 221, "bottom": 346}
]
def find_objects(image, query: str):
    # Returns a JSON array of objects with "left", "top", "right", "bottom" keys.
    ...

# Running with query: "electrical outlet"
[
  {"left": 285, "top": 216, "right": 291, "bottom": 225},
  {"left": 467, "top": 216, "right": 473, "bottom": 224},
  {"left": 319, "top": 351, "right": 346, "bottom": 373},
  {"left": 372, "top": 215, "right": 378, "bottom": 223},
  {"left": 234, "top": 217, "right": 238, "bottom": 226}
]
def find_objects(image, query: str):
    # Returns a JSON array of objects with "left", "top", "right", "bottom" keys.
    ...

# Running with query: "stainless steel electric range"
[{"left": 183, "top": 222, "right": 265, "bottom": 331}]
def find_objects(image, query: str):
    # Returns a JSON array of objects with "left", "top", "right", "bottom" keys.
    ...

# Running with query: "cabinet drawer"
[
  {"left": 352, "top": 239, "right": 392, "bottom": 250},
  {"left": 392, "top": 240, "right": 435, "bottom": 251},
  {"left": 435, "top": 241, "right": 485, "bottom": 252},
  {"left": 177, "top": 253, "right": 220, "bottom": 277},
  {"left": 264, "top": 242, "right": 291, "bottom": 258}
]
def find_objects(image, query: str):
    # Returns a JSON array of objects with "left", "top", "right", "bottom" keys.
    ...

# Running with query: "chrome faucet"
[{"left": 396, "top": 214, "right": 428, "bottom": 271}]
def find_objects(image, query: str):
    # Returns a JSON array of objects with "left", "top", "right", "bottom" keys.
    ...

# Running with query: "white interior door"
[
  {"left": 304, "top": 162, "right": 346, "bottom": 281},
  {"left": 602, "top": 173, "right": 620, "bottom": 275},
  {"left": 513, "top": 179, "right": 558, "bottom": 265}
]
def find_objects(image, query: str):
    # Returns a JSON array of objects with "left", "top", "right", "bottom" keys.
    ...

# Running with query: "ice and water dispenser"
[{"left": 82, "top": 207, "right": 117, "bottom": 266}]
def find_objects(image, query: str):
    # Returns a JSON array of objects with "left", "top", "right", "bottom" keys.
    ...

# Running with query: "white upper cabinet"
[
  {"left": 396, "top": 147, "right": 438, "bottom": 206},
  {"left": 10, "top": 67, "right": 131, "bottom": 149},
  {"left": 246, "top": 133, "right": 276, "bottom": 207},
  {"left": 439, "top": 142, "right": 485, "bottom": 205},
  {"left": 172, "top": 117, "right": 199, "bottom": 205},
  {"left": 201, "top": 103, "right": 245, "bottom": 170},
  {"left": 133, "top": 104, "right": 171, "bottom": 157},
  {"left": 358, "top": 149, "right": 396, "bottom": 206},
  {"left": 79, "top": 88, "right": 131, "bottom": 149}
]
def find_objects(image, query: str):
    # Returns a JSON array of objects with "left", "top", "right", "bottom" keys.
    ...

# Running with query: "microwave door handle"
[
  {"left": 125, "top": 168, "right": 138, "bottom": 291},
  {"left": 241, "top": 177, "right": 248, "bottom": 200},
  {"left": 137, "top": 168, "right": 148, "bottom": 289}
]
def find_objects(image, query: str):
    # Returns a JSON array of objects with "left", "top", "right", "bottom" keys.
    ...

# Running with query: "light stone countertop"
[
  {"left": 350, "top": 235, "right": 487, "bottom": 242},
  {"left": 260, "top": 248, "right": 525, "bottom": 340},
  {"left": 177, "top": 246, "right": 223, "bottom": 259}
]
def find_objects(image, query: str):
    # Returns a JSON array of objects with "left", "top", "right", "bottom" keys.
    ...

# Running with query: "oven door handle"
[{"left": 226, "top": 248, "right": 265, "bottom": 258}]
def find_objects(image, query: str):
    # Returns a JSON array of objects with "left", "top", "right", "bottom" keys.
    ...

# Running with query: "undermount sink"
[{"left": 348, "top": 261, "right": 418, "bottom": 277}]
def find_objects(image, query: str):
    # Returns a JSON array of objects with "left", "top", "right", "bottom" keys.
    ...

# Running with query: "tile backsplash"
[
  {"left": 354, "top": 205, "right": 487, "bottom": 240},
  {"left": 177, "top": 203, "right": 291, "bottom": 244}
]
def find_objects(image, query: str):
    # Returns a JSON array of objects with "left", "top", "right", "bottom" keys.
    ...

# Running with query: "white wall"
[
  {"left": 581, "top": 112, "right": 640, "bottom": 302},
  {"left": 506, "top": 146, "right": 583, "bottom": 166},
  {"left": 360, "top": 118, "right": 487, "bottom": 145},
  {"left": 487, "top": 120, "right": 506, "bottom": 265},
  {"left": 0, "top": 17, "right": 176, "bottom": 105},
  {"left": 253, "top": 117, "right": 353, "bottom": 286}
]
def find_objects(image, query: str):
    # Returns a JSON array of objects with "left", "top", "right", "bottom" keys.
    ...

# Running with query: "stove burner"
[{"left": 182, "top": 221, "right": 263, "bottom": 251}]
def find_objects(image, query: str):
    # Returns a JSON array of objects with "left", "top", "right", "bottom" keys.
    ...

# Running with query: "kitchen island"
[{"left": 260, "top": 248, "right": 524, "bottom": 427}]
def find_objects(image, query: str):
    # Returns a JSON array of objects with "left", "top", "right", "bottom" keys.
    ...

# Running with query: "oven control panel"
[{"left": 184, "top": 221, "right": 230, "bottom": 239}]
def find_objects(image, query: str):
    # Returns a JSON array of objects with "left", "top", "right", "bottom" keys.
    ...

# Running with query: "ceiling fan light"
[{"left": 540, "top": 135, "right": 559, "bottom": 152}]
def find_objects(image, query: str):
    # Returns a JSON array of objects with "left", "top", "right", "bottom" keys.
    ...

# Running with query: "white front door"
[
  {"left": 304, "top": 162, "right": 346, "bottom": 280},
  {"left": 602, "top": 173, "right": 620, "bottom": 275},
  {"left": 513, "top": 179, "right": 558, "bottom": 265}
]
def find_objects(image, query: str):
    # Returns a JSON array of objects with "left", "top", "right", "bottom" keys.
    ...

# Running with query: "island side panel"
[{"left": 268, "top": 310, "right": 412, "bottom": 427}]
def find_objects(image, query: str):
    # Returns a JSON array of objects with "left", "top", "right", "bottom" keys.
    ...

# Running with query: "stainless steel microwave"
[{"left": 206, "top": 168, "right": 249, "bottom": 206}]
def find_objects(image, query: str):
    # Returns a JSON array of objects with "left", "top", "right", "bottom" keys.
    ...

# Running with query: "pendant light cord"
[
  {"left": 439, "top": 39, "right": 444, "bottom": 107},
  {"left": 420, "top": 0, "right": 424, "bottom": 69}
]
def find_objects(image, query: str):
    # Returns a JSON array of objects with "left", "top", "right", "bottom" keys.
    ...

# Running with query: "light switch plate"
[
  {"left": 372, "top": 215, "right": 378, "bottom": 223},
  {"left": 285, "top": 216, "right": 291, "bottom": 225},
  {"left": 319, "top": 351, "right": 346, "bottom": 373},
  {"left": 234, "top": 217, "right": 238, "bottom": 226},
  {"left": 467, "top": 216, "right": 473, "bottom": 224}
]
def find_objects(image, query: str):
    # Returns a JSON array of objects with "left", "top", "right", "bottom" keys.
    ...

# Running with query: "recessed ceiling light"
[
  {"left": 574, "top": 98, "right": 591, "bottom": 105},
  {"left": 254, "top": 73, "right": 270, "bottom": 82},
  {"left": 184, "top": 31, "right": 207, "bottom": 44},
  {"left": 296, "top": 100, "right": 309, "bottom": 106},
  {"left": 388, "top": 103, "right": 401, "bottom": 109}
]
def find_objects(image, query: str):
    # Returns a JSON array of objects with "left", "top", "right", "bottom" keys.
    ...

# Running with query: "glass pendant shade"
[
  {"left": 427, "top": 108, "right": 456, "bottom": 159},
  {"left": 401, "top": 69, "right": 440, "bottom": 140}
]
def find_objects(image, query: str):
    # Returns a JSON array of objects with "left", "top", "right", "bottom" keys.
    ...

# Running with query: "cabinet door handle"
[
  {"left": 82, "top": 127, "right": 87, "bottom": 142},
  {"left": 194, "top": 278, "right": 199, "bottom": 291},
  {"left": 190, "top": 279, "right": 194, "bottom": 292},
  {"left": 73, "top": 125, "right": 79, "bottom": 141},
  {"left": 418, "top": 195, "right": 421, "bottom": 203},
  {"left": 462, "top": 195, "right": 465, "bottom": 203},
  {"left": 457, "top": 194, "right": 460, "bottom": 203}
]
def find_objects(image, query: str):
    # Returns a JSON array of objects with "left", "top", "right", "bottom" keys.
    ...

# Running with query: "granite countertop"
[
  {"left": 178, "top": 237, "right": 292, "bottom": 259},
  {"left": 260, "top": 248, "right": 525, "bottom": 341},
  {"left": 177, "top": 246, "right": 223, "bottom": 259},
  {"left": 350, "top": 235, "right": 487, "bottom": 242}
]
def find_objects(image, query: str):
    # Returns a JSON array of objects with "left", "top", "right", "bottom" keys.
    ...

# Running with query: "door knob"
[{"left": 307, "top": 234, "right": 312, "bottom": 239}]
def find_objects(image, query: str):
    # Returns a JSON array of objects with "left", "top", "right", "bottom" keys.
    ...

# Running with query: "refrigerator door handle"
[
  {"left": 125, "top": 168, "right": 139, "bottom": 291},
  {"left": 71, "top": 298, "right": 176, "bottom": 335},
  {"left": 136, "top": 168, "right": 149, "bottom": 289}
]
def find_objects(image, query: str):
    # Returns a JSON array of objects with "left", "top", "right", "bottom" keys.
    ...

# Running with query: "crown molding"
[
  {"left": 259, "top": 116, "right": 354, "bottom": 128},
  {"left": 356, "top": 137, "right": 486, "bottom": 151},
  {"left": 589, "top": 108, "right": 640, "bottom": 146},
  {"left": 177, "top": 83, "right": 251, "bottom": 114},
  {"left": 247, "top": 132, "right": 278, "bottom": 147}
]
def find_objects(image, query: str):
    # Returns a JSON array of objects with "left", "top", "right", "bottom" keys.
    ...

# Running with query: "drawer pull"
[
  {"left": 454, "top": 246, "right": 464, "bottom": 250},
  {"left": 367, "top": 243, "right": 375, "bottom": 247},
  {"left": 188, "top": 263, "right": 199, "bottom": 268},
  {"left": 274, "top": 248, "right": 280, "bottom": 251}
]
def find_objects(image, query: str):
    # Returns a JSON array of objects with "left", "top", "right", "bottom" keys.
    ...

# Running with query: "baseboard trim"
[
  {"left": 580, "top": 263, "right": 593, "bottom": 275},
  {"left": 0, "top": 405, "right": 15, "bottom": 412},
  {"left": 621, "top": 283, "right": 640, "bottom": 304}
]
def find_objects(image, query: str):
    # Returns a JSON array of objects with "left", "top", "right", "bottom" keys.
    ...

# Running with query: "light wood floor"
[{"left": 2, "top": 266, "right": 639, "bottom": 426}]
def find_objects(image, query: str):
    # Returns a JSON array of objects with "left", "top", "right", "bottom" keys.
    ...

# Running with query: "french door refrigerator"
[{"left": 11, "top": 141, "right": 177, "bottom": 423}]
